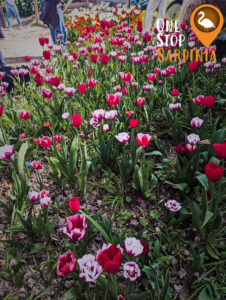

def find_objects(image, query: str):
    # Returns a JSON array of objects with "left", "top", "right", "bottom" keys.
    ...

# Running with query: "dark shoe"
[{"left": 0, "top": 27, "right": 5, "bottom": 38}]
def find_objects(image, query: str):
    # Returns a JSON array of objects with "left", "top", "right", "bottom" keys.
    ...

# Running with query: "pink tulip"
[
  {"left": 190, "top": 117, "right": 203, "bottom": 128},
  {"left": 103, "top": 124, "right": 109, "bottom": 131},
  {"left": 124, "top": 237, "right": 143, "bottom": 257},
  {"left": 136, "top": 133, "right": 152, "bottom": 147},
  {"left": 63, "top": 214, "right": 87, "bottom": 241},
  {"left": 42, "top": 87, "right": 52, "bottom": 100},
  {"left": 18, "top": 109, "right": 30, "bottom": 120},
  {"left": 92, "top": 109, "right": 105, "bottom": 120},
  {"left": 57, "top": 251, "right": 77, "bottom": 276},
  {"left": 165, "top": 200, "right": 181, "bottom": 212},
  {"left": 64, "top": 87, "right": 76, "bottom": 96},
  {"left": 31, "top": 160, "right": 42, "bottom": 170},
  {"left": 62, "top": 112, "right": 70, "bottom": 120},
  {"left": 147, "top": 73, "right": 156, "bottom": 82},
  {"left": 29, "top": 191, "right": 39, "bottom": 202},
  {"left": 0, "top": 145, "right": 14, "bottom": 160},
  {"left": 90, "top": 118, "right": 100, "bottom": 128},
  {"left": 105, "top": 110, "right": 117, "bottom": 120},
  {"left": 187, "top": 133, "right": 200, "bottom": 145},
  {"left": 115, "top": 132, "right": 130, "bottom": 143},
  {"left": 123, "top": 262, "right": 141, "bottom": 281},
  {"left": 78, "top": 254, "right": 102, "bottom": 282}
]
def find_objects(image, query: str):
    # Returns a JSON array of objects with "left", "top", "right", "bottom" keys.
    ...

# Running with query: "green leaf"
[
  {"left": 192, "top": 202, "right": 201, "bottom": 231},
  {"left": 17, "top": 143, "right": 29, "bottom": 176},
  {"left": 206, "top": 245, "right": 220, "bottom": 260},
  {"left": 165, "top": 181, "right": 188, "bottom": 191},
  {"left": 200, "top": 211, "right": 213, "bottom": 228},
  {"left": 198, "top": 287, "right": 214, "bottom": 300},
  {"left": 196, "top": 174, "right": 209, "bottom": 191},
  {"left": 34, "top": 285, "right": 55, "bottom": 300},
  {"left": 145, "top": 151, "right": 163, "bottom": 157},
  {"left": 69, "top": 135, "right": 79, "bottom": 173},
  {"left": 161, "top": 269, "right": 170, "bottom": 300},
  {"left": 80, "top": 210, "right": 110, "bottom": 243}
]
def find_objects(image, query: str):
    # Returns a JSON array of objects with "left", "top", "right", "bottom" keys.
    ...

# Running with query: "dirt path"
[{"left": 0, "top": 17, "right": 51, "bottom": 65}]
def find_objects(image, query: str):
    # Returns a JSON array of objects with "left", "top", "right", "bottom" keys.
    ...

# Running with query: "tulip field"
[{"left": 0, "top": 5, "right": 226, "bottom": 300}]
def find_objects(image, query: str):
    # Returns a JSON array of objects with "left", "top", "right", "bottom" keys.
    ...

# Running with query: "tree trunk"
[{"left": 34, "top": 0, "right": 39, "bottom": 24}]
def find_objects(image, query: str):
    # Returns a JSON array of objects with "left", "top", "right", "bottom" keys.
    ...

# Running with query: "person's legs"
[
  {"left": 0, "top": 50, "right": 6, "bottom": 67},
  {"left": 0, "top": 8, "right": 6, "bottom": 28},
  {"left": 11, "top": 4, "right": 21, "bottom": 26},
  {"left": 57, "top": 6, "right": 67, "bottom": 43},
  {"left": 49, "top": 25, "right": 58, "bottom": 44},
  {"left": 39, "top": 0, "right": 43, "bottom": 9},
  {"left": 5, "top": 4, "right": 12, "bottom": 27}
]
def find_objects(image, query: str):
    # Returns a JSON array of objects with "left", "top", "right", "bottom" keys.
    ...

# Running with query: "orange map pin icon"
[{"left": 190, "top": 4, "right": 224, "bottom": 47}]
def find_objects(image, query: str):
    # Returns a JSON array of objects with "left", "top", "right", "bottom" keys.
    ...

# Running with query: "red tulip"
[
  {"left": 29, "top": 66, "right": 39, "bottom": 75},
  {"left": 42, "top": 87, "right": 52, "bottom": 99},
  {"left": 39, "top": 136, "right": 52, "bottom": 148},
  {"left": 171, "top": 89, "right": 179, "bottom": 97},
  {"left": 18, "top": 110, "right": 30, "bottom": 120},
  {"left": 97, "top": 244, "right": 122, "bottom": 274},
  {"left": 205, "top": 162, "right": 224, "bottom": 182},
  {"left": 88, "top": 70, "right": 93, "bottom": 76},
  {"left": 180, "top": 23, "right": 187, "bottom": 30},
  {"left": 130, "top": 118, "right": 139, "bottom": 128},
  {"left": 213, "top": 142, "right": 226, "bottom": 159},
  {"left": 185, "top": 144, "right": 197, "bottom": 152},
  {"left": 106, "top": 93, "right": 121, "bottom": 106},
  {"left": 90, "top": 54, "right": 98, "bottom": 63},
  {"left": 50, "top": 77, "right": 61, "bottom": 87},
  {"left": 147, "top": 73, "right": 156, "bottom": 82},
  {"left": 46, "top": 66, "right": 53, "bottom": 74},
  {"left": 72, "top": 114, "right": 82, "bottom": 128},
  {"left": 53, "top": 135, "right": 61, "bottom": 143},
  {"left": 72, "top": 52, "right": 78, "bottom": 59},
  {"left": 44, "top": 37, "right": 49, "bottom": 44},
  {"left": 33, "top": 138, "right": 39, "bottom": 144},
  {"left": 35, "top": 73, "right": 44, "bottom": 86},
  {"left": 175, "top": 145, "right": 186, "bottom": 156},
  {"left": 0, "top": 105, "right": 3, "bottom": 116},
  {"left": 44, "top": 122, "right": 50, "bottom": 128},
  {"left": 43, "top": 50, "right": 51, "bottom": 60},
  {"left": 57, "top": 251, "right": 77, "bottom": 276},
  {"left": 136, "top": 133, "right": 152, "bottom": 147},
  {"left": 39, "top": 37, "right": 46, "bottom": 46},
  {"left": 136, "top": 97, "right": 145, "bottom": 106},
  {"left": 189, "top": 61, "right": 198, "bottom": 72},
  {"left": 141, "top": 241, "right": 150, "bottom": 255},
  {"left": 31, "top": 160, "right": 42, "bottom": 170},
  {"left": 68, "top": 197, "right": 80, "bottom": 213},
  {"left": 100, "top": 54, "right": 109, "bottom": 65},
  {"left": 202, "top": 95, "right": 216, "bottom": 108},
  {"left": 24, "top": 56, "right": 31, "bottom": 62},
  {"left": 122, "top": 87, "right": 128, "bottom": 95},
  {"left": 78, "top": 84, "right": 87, "bottom": 94}
]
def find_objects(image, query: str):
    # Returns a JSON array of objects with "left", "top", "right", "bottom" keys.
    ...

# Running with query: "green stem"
[{"left": 104, "top": 275, "right": 110, "bottom": 300}]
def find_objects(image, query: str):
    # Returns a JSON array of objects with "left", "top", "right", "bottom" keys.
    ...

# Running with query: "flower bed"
[{"left": 0, "top": 11, "right": 225, "bottom": 300}]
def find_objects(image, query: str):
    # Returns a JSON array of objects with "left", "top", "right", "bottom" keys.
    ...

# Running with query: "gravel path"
[{"left": 0, "top": 17, "right": 51, "bottom": 65}]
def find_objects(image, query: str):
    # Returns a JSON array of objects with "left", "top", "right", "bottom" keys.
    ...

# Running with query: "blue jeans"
[
  {"left": 5, "top": 1, "right": 21, "bottom": 27},
  {"left": 0, "top": 50, "right": 6, "bottom": 67},
  {"left": 49, "top": 6, "right": 66, "bottom": 45},
  {"left": 39, "top": 0, "right": 43, "bottom": 8}
]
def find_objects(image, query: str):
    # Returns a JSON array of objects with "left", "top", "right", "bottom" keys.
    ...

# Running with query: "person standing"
[
  {"left": 0, "top": 1, "right": 6, "bottom": 28},
  {"left": 143, "top": 0, "right": 167, "bottom": 32},
  {"left": 40, "top": 0, "right": 66, "bottom": 45},
  {"left": 4, "top": 0, "right": 21, "bottom": 28}
]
